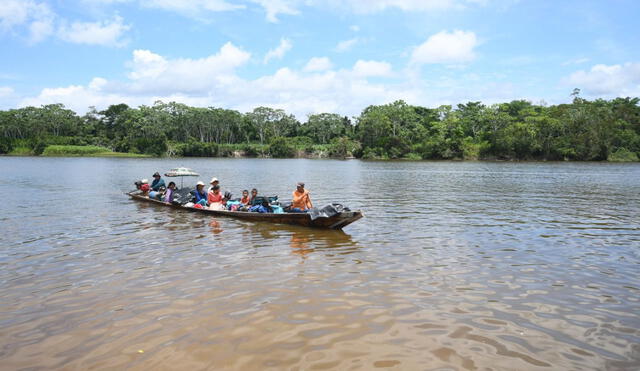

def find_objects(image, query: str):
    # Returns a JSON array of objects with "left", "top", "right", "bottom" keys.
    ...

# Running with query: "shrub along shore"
[{"left": 1, "top": 93, "right": 639, "bottom": 162}]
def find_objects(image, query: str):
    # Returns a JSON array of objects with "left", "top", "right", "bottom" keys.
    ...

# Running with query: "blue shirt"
[
  {"left": 151, "top": 178, "right": 166, "bottom": 191},
  {"left": 194, "top": 188, "right": 207, "bottom": 203}
]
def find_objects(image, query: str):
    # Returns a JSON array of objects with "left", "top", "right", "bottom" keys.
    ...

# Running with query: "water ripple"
[{"left": 0, "top": 158, "right": 639, "bottom": 369}]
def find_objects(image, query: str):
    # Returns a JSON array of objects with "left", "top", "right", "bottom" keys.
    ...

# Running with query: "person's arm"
[{"left": 305, "top": 191, "right": 313, "bottom": 209}]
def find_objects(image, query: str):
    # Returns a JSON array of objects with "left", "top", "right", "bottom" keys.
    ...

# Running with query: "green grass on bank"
[
  {"left": 608, "top": 148, "right": 639, "bottom": 162},
  {"left": 7, "top": 146, "right": 33, "bottom": 156},
  {"left": 40, "top": 145, "right": 150, "bottom": 158},
  {"left": 43, "top": 145, "right": 112, "bottom": 155}
]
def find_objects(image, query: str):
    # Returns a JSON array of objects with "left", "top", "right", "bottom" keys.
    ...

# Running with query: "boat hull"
[{"left": 127, "top": 192, "right": 363, "bottom": 230}]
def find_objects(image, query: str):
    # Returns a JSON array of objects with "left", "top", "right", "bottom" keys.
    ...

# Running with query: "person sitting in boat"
[
  {"left": 140, "top": 179, "right": 150, "bottom": 196},
  {"left": 163, "top": 182, "right": 176, "bottom": 204},
  {"left": 148, "top": 187, "right": 163, "bottom": 200},
  {"left": 249, "top": 198, "right": 273, "bottom": 213},
  {"left": 291, "top": 182, "right": 313, "bottom": 212},
  {"left": 150, "top": 172, "right": 166, "bottom": 191},
  {"left": 193, "top": 181, "right": 208, "bottom": 207},
  {"left": 208, "top": 177, "right": 220, "bottom": 193},
  {"left": 240, "top": 190, "right": 251, "bottom": 206},
  {"left": 231, "top": 189, "right": 252, "bottom": 211},
  {"left": 249, "top": 188, "right": 259, "bottom": 205},
  {"left": 207, "top": 185, "right": 226, "bottom": 210}
]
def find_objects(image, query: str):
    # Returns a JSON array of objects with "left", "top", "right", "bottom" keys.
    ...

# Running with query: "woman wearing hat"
[
  {"left": 291, "top": 182, "right": 313, "bottom": 212},
  {"left": 207, "top": 177, "right": 220, "bottom": 192},
  {"left": 151, "top": 172, "right": 166, "bottom": 191},
  {"left": 193, "top": 181, "right": 208, "bottom": 207}
]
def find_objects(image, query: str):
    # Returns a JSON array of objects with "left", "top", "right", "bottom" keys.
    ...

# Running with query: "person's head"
[
  {"left": 212, "top": 185, "right": 220, "bottom": 193},
  {"left": 168, "top": 181, "right": 176, "bottom": 189},
  {"left": 242, "top": 189, "right": 249, "bottom": 197},
  {"left": 153, "top": 172, "right": 161, "bottom": 179},
  {"left": 141, "top": 179, "right": 149, "bottom": 184},
  {"left": 296, "top": 182, "right": 305, "bottom": 191},
  {"left": 196, "top": 181, "right": 205, "bottom": 190},
  {"left": 210, "top": 177, "right": 219, "bottom": 186},
  {"left": 251, "top": 188, "right": 258, "bottom": 197}
]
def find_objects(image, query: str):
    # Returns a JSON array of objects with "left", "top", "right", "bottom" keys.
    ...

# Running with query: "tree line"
[{"left": 1, "top": 93, "right": 639, "bottom": 161}]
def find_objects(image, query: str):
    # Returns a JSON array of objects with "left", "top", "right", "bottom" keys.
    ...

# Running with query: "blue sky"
[{"left": 1, "top": 0, "right": 639, "bottom": 118}]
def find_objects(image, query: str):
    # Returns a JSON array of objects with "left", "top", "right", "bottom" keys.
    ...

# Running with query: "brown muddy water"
[{"left": 0, "top": 157, "right": 639, "bottom": 370}]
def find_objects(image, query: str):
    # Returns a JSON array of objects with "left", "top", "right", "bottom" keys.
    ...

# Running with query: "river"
[{"left": 1, "top": 157, "right": 639, "bottom": 370}]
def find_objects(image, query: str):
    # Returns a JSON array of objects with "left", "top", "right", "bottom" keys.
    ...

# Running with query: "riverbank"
[
  {"left": 3, "top": 144, "right": 638, "bottom": 162},
  {"left": 6, "top": 145, "right": 150, "bottom": 158}
]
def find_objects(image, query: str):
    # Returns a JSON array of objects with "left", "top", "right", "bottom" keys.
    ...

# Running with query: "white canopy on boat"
[
  {"left": 165, "top": 167, "right": 199, "bottom": 177},
  {"left": 164, "top": 167, "right": 199, "bottom": 187}
]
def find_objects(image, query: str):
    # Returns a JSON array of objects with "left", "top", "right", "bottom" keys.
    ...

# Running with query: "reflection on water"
[
  {"left": 0, "top": 157, "right": 639, "bottom": 370},
  {"left": 209, "top": 220, "right": 223, "bottom": 235}
]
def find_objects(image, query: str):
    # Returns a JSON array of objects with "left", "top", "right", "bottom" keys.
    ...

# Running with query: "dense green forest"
[{"left": 1, "top": 92, "right": 639, "bottom": 161}]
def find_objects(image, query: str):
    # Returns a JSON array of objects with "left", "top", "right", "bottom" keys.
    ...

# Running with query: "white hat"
[
  {"left": 196, "top": 181, "right": 205, "bottom": 186},
  {"left": 210, "top": 177, "right": 219, "bottom": 184},
  {"left": 141, "top": 179, "right": 149, "bottom": 184}
]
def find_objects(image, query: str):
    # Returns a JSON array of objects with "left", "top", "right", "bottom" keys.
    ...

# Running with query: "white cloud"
[
  {"left": 126, "top": 42, "right": 251, "bottom": 94},
  {"left": 231, "top": 67, "right": 415, "bottom": 117},
  {"left": 0, "top": 0, "right": 133, "bottom": 46},
  {"left": 28, "top": 17, "right": 54, "bottom": 43},
  {"left": 565, "top": 63, "right": 640, "bottom": 96},
  {"left": 57, "top": 16, "right": 130, "bottom": 47},
  {"left": 335, "top": 38, "right": 358, "bottom": 52},
  {"left": 304, "top": 57, "right": 333, "bottom": 72},
  {"left": 0, "top": 86, "right": 19, "bottom": 109},
  {"left": 264, "top": 38, "right": 292, "bottom": 63},
  {"left": 328, "top": 0, "right": 486, "bottom": 13},
  {"left": 249, "top": 0, "right": 300, "bottom": 22},
  {"left": 0, "top": 0, "right": 55, "bottom": 43},
  {"left": 142, "top": 0, "right": 244, "bottom": 15},
  {"left": 85, "top": 0, "right": 294, "bottom": 22},
  {"left": 18, "top": 36, "right": 536, "bottom": 121},
  {"left": 0, "top": 86, "right": 14, "bottom": 97},
  {"left": 352, "top": 60, "right": 392, "bottom": 77},
  {"left": 410, "top": 30, "right": 478, "bottom": 65},
  {"left": 18, "top": 41, "right": 415, "bottom": 118},
  {"left": 19, "top": 43, "right": 251, "bottom": 112},
  {"left": 562, "top": 57, "right": 590, "bottom": 66}
]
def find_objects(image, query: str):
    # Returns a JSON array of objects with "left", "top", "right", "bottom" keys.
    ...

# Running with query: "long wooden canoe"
[{"left": 127, "top": 192, "right": 363, "bottom": 230}]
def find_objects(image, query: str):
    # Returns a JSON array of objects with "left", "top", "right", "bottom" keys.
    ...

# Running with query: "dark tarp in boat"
[{"left": 308, "top": 203, "right": 349, "bottom": 220}]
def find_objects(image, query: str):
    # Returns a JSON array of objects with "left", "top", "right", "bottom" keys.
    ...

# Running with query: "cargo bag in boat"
[
  {"left": 171, "top": 188, "right": 196, "bottom": 205},
  {"left": 308, "top": 203, "right": 349, "bottom": 220}
]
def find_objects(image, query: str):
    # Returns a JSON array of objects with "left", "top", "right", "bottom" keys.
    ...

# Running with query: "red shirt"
[
  {"left": 140, "top": 184, "right": 150, "bottom": 192},
  {"left": 208, "top": 191, "right": 224, "bottom": 204}
]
